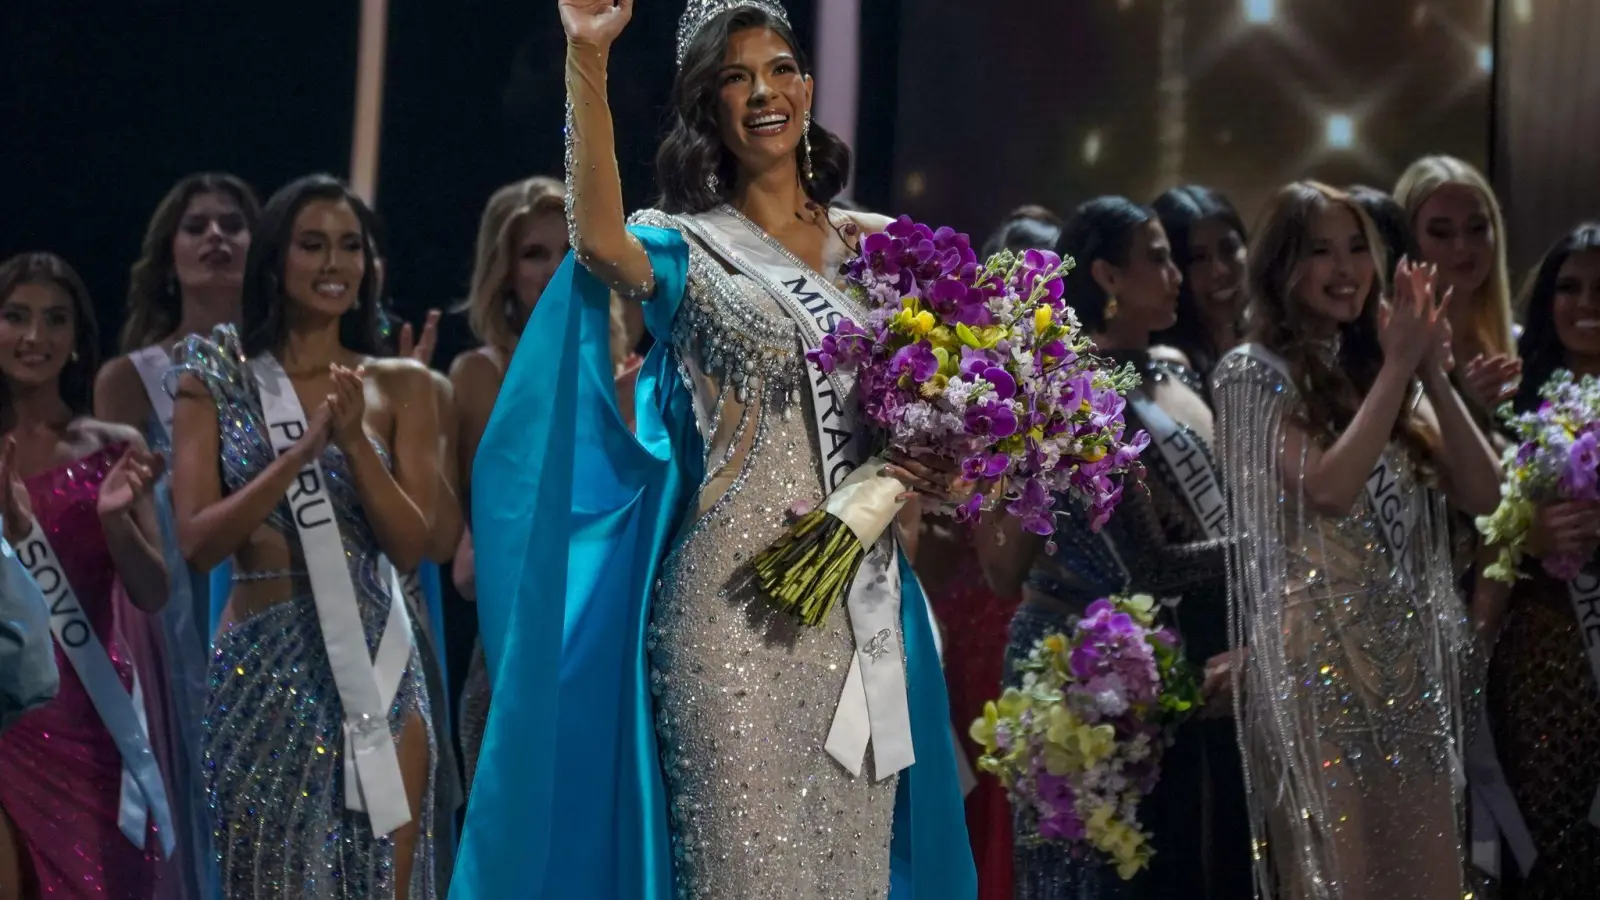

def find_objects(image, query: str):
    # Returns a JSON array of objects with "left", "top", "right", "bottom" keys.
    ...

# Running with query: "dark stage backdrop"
[{"left": 888, "top": 0, "right": 1495, "bottom": 240}]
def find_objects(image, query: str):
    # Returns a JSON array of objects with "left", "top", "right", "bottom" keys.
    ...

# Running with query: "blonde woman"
[
  {"left": 1395, "top": 155, "right": 1520, "bottom": 415},
  {"left": 448, "top": 176, "right": 566, "bottom": 787}
]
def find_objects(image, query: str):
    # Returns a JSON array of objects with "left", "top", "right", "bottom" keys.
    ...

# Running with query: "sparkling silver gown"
[
  {"left": 175, "top": 328, "right": 450, "bottom": 899},
  {"left": 1213, "top": 346, "right": 1474, "bottom": 900},
  {"left": 630, "top": 208, "right": 899, "bottom": 900}
]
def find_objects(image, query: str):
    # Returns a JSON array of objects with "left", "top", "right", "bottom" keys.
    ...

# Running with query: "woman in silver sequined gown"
[
  {"left": 544, "top": 1, "right": 971, "bottom": 897},
  {"left": 169, "top": 176, "right": 450, "bottom": 899},
  {"left": 1214, "top": 183, "right": 1501, "bottom": 900},
  {"left": 984, "top": 197, "right": 1251, "bottom": 900}
]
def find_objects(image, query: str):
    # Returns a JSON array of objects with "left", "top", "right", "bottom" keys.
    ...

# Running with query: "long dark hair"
[
  {"left": 981, "top": 205, "right": 1063, "bottom": 259},
  {"left": 1150, "top": 185, "right": 1247, "bottom": 375},
  {"left": 1247, "top": 181, "right": 1434, "bottom": 464},
  {"left": 122, "top": 172, "right": 261, "bottom": 352},
  {"left": 0, "top": 252, "right": 100, "bottom": 416},
  {"left": 241, "top": 175, "right": 383, "bottom": 359},
  {"left": 1345, "top": 185, "right": 1419, "bottom": 283},
  {"left": 1513, "top": 222, "right": 1600, "bottom": 414},
  {"left": 1057, "top": 196, "right": 1155, "bottom": 333},
  {"left": 657, "top": 7, "right": 850, "bottom": 214}
]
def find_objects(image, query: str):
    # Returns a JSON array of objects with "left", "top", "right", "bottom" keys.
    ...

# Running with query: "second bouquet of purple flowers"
[{"left": 753, "top": 217, "right": 1149, "bottom": 626}]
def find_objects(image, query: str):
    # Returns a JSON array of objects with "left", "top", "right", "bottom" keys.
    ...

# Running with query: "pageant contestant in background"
[
  {"left": 95, "top": 170, "right": 261, "bottom": 900},
  {"left": 452, "top": 0, "right": 974, "bottom": 896},
  {"left": 1395, "top": 155, "right": 1521, "bottom": 417},
  {"left": 0, "top": 536, "right": 56, "bottom": 733},
  {"left": 446, "top": 175, "right": 566, "bottom": 790},
  {"left": 982, "top": 196, "right": 1249, "bottom": 900},
  {"left": 1347, "top": 186, "right": 1420, "bottom": 283},
  {"left": 169, "top": 175, "right": 450, "bottom": 899},
  {"left": 917, "top": 203, "right": 1065, "bottom": 900},
  {"left": 1479, "top": 223, "right": 1600, "bottom": 899},
  {"left": 0, "top": 253, "right": 172, "bottom": 899},
  {"left": 1150, "top": 185, "right": 1249, "bottom": 393},
  {"left": 1214, "top": 182, "right": 1501, "bottom": 900}
]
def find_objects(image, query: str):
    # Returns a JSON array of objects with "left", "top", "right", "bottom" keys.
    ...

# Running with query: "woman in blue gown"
[{"left": 452, "top": 1, "right": 974, "bottom": 898}]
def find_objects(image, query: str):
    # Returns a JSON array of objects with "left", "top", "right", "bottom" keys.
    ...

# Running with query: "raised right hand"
[
  {"left": 0, "top": 437, "right": 33, "bottom": 544},
  {"left": 1379, "top": 257, "right": 1450, "bottom": 373},
  {"left": 559, "top": 0, "right": 633, "bottom": 47}
]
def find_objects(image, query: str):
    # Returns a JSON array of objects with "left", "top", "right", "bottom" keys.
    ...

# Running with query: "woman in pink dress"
[{"left": 0, "top": 253, "right": 171, "bottom": 899}]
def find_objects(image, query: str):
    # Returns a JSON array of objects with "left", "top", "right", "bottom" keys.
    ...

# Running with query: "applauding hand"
[
  {"left": 97, "top": 447, "right": 164, "bottom": 522},
  {"left": 0, "top": 438, "right": 33, "bottom": 544}
]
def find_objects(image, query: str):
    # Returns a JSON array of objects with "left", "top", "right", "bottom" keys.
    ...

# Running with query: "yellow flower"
[
  {"left": 892, "top": 307, "right": 936, "bottom": 336},
  {"left": 1034, "top": 305, "right": 1053, "bottom": 333},
  {"left": 1042, "top": 634, "right": 1067, "bottom": 656},
  {"left": 970, "top": 688, "right": 1028, "bottom": 752},
  {"left": 1082, "top": 444, "right": 1108, "bottom": 463},
  {"left": 1042, "top": 708, "right": 1116, "bottom": 773},
  {"left": 956, "top": 323, "right": 1003, "bottom": 349},
  {"left": 919, "top": 374, "right": 950, "bottom": 399}
]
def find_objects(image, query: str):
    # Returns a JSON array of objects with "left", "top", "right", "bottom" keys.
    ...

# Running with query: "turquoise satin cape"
[{"left": 451, "top": 225, "right": 975, "bottom": 899}]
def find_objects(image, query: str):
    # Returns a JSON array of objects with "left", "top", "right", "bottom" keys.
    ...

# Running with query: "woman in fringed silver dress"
[
  {"left": 1214, "top": 182, "right": 1501, "bottom": 900},
  {"left": 170, "top": 175, "right": 450, "bottom": 899}
]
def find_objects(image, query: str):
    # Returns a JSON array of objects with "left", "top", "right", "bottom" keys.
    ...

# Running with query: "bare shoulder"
[
  {"left": 364, "top": 356, "right": 435, "bottom": 401},
  {"left": 449, "top": 347, "right": 506, "bottom": 397},
  {"left": 93, "top": 354, "right": 154, "bottom": 420}
]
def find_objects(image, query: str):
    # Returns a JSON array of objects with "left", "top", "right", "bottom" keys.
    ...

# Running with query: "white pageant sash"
[
  {"left": 1128, "top": 394, "right": 1227, "bottom": 540},
  {"left": 249, "top": 355, "right": 413, "bottom": 835},
  {"left": 130, "top": 345, "right": 176, "bottom": 442},
  {"left": 15, "top": 519, "right": 175, "bottom": 856},
  {"left": 679, "top": 207, "right": 915, "bottom": 778},
  {"left": 1567, "top": 568, "right": 1600, "bottom": 827}
]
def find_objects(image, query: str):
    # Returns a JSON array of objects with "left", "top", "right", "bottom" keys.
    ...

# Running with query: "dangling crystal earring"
[
  {"left": 705, "top": 170, "right": 720, "bottom": 194},
  {"left": 1104, "top": 295, "right": 1120, "bottom": 321},
  {"left": 802, "top": 112, "right": 815, "bottom": 181}
]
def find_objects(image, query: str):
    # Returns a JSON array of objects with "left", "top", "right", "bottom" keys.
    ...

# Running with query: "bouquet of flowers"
[
  {"left": 753, "top": 217, "right": 1148, "bottom": 625},
  {"left": 969, "top": 594, "right": 1201, "bottom": 879},
  {"left": 1477, "top": 369, "right": 1600, "bottom": 582}
]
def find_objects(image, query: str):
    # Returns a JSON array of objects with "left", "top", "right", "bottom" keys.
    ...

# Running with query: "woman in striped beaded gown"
[{"left": 170, "top": 175, "right": 449, "bottom": 899}]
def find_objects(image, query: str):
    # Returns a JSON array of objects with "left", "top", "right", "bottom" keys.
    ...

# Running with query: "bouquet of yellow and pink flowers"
[
  {"left": 970, "top": 594, "right": 1201, "bottom": 879},
  {"left": 754, "top": 218, "right": 1147, "bottom": 625}
]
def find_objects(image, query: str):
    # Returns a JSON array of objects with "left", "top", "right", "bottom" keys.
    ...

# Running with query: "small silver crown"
[{"left": 676, "top": 0, "right": 791, "bottom": 68}]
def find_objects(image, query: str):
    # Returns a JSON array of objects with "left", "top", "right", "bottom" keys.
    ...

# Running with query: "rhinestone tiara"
[{"left": 676, "top": 0, "right": 791, "bottom": 68}]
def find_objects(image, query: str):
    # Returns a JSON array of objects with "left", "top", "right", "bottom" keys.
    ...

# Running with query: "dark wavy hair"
[
  {"left": 0, "top": 252, "right": 100, "bottom": 416},
  {"left": 657, "top": 7, "right": 850, "bottom": 214},
  {"left": 981, "top": 205, "right": 1063, "bottom": 258},
  {"left": 1345, "top": 185, "right": 1420, "bottom": 284},
  {"left": 1513, "top": 222, "right": 1600, "bottom": 415},
  {"left": 1150, "top": 185, "right": 1248, "bottom": 376},
  {"left": 240, "top": 174, "right": 383, "bottom": 359},
  {"left": 1057, "top": 196, "right": 1156, "bottom": 333},
  {"left": 121, "top": 172, "right": 261, "bottom": 353},
  {"left": 1247, "top": 181, "right": 1434, "bottom": 464}
]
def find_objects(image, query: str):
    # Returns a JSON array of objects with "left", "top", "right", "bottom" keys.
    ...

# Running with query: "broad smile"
[
  {"left": 312, "top": 279, "right": 350, "bottom": 300},
  {"left": 743, "top": 110, "right": 791, "bottom": 137}
]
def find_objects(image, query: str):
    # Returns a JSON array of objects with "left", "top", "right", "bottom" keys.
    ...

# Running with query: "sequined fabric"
[
  {"left": 1213, "top": 348, "right": 1474, "bottom": 900},
  {"left": 173, "top": 327, "right": 446, "bottom": 899},
  {"left": 630, "top": 209, "right": 898, "bottom": 900},
  {"left": 1487, "top": 567, "right": 1600, "bottom": 899},
  {"left": 1009, "top": 361, "right": 1251, "bottom": 900},
  {"left": 0, "top": 443, "right": 160, "bottom": 899},
  {"left": 458, "top": 640, "right": 489, "bottom": 790}
]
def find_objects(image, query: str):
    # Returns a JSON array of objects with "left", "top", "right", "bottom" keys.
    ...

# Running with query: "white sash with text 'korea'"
[{"left": 249, "top": 354, "right": 413, "bottom": 835}]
